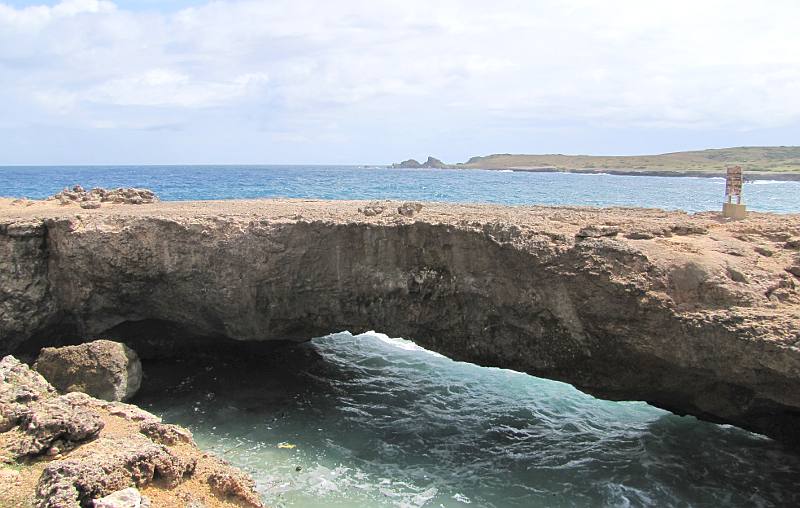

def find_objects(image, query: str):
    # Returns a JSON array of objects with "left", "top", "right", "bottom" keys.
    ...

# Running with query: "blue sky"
[{"left": 1, "top": 0, "right": 799, "bottom": 165}]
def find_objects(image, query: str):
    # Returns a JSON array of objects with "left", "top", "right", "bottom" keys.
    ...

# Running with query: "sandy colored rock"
[
  {"left": 34, "top": 340, "right": 143, "bottom": 402},
  {"left": 10, "top": 392, "right": 104, "bottom": 458},
  {"left": 93, "top": 487, "right": 150, "bottom": 508},
  {"left": 139, "top": 421, "right": 194, "bottom": 446},
  {"left": 35, "top": 435, "right": 195, "bottom": 507},
  {"left": 0, "top": 356, "right": 264, "bottom": 508},
  {"left": 207, "top": 469, "right": 262, "bottom": 507},
  {"left": 2, "top": 198, "right": 800, "bottom": 446},
  {"left": 0, "top": 355, "right": 56, "bottom": 432}
]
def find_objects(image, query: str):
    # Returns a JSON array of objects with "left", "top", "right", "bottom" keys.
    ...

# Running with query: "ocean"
[{"left": 1, "top": 164, "right": 799, "bottom": 213}]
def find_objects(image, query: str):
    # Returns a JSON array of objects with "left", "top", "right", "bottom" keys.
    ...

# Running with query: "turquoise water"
[
  {"left": 1, "top": 165, "right": 800, "bottom": 212},
  {"left": 137, "top": 332, "right": 800, "bottom": 508}
]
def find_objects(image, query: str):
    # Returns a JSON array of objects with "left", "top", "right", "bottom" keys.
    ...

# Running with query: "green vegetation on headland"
[{"left": 391, "top": 146, "right": 800, "bottom": 180}]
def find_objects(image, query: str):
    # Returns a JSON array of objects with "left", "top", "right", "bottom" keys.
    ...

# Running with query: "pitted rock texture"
[
  {"left": 11, "top": 392, "right": 105, "bottom": 459},
  {"left": 0, "top": 356, "right": 263, "bottom": 507},
  {"left": 2, "top": 198, "right": 800, "bottom": 446},
  {"left": 34, "top": 340, "right": 143, "bottom": 402},
  {"left": 35, "top": 435, "right": 195, "bottom": 508},
  {"left": 0, "top": 355, "right": 56, "bottom": 432},
  {"left": 47, "top": 186, "right": 157, "bottom": 208}
]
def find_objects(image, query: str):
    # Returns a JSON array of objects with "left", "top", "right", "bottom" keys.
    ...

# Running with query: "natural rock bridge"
[{"left": 2, "top": 199, "right": 800, "bottom": 446}]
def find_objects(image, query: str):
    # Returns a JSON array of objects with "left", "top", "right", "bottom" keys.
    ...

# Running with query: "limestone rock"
[
  {"left": 104, "top": 401, "right": 161, "bottom": 423},
  {"left": 48, "top": 186, "right": 157, "bottom": 206},
  {"left": 139, "top": 421, "right": 194, "bottom": 446},
  {"left": 207, "top": 469, "right": 263, "bottom": 507},
  {"left": 34, "top": 340, "right": 142, "bottom": 402},
  {"left": 397, "top": 202, "right": 423, "bottom": 217},
  {"left": 11, "top": 392, "right": 104, "bottom": 458},
  {"left": 576, "top": 225, "right": 620, "bottom": 238},
  {"left": 359, "top": 202, "right": 385, "bottom": 216},
  {"left": 93, "top": 487, "right": 151, "bottom": 508},
  {"left": 35, "top": 435, "right": 195, "bottom": 508},
  {"left": 0, "top": 355, "right": 56, "bottom": 431}
]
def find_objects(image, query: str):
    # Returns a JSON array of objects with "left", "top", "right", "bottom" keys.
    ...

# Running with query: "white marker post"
[{"left": 723, "top": 165, "right": 746, "bottom": 219}]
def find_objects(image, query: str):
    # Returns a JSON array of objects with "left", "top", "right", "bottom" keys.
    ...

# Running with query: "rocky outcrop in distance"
[
  {"left": 391, "top": 156, "right": 448, "bottom": 169},
  {"left": 2, "top": 199, "right": 800, "bottom": 447},
  {"left": 0, "top": 354, "right": 263, "bottom": 507}
]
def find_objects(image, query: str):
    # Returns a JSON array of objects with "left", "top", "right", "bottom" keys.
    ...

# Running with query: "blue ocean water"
[
  {"left": 138, "top": 332, "right": 800, "bottom": 508},
  {"left": 1, "top": 165, "right": 799, "bottom": 213}
]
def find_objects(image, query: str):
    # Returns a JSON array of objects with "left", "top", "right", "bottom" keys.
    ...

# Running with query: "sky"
[{"left": 0, "top": 0, "right": 799, "bottom": 165}]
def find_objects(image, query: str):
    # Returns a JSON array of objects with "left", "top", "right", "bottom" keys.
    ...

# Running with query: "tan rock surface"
[
  {"left": 1, "top": 198, "right": 800, "bottom": 446},
  {"left": 0, "top": 355, "right": 264, "bottom": 508},
  {"left": 34, "top": 340, "right": 142, "bottom": 402}
]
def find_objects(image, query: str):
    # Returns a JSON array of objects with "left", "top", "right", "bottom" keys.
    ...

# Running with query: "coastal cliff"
[{"left": 2, "top": 199, "right": 800, "bottom": 446}]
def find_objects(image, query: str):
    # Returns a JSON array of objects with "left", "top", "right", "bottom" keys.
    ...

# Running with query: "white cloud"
[
  {"left": 87, "top": 69, "right": 269, "bottom": 107},
  {"left": 0, "top": 0, "right": 799, "bottom": 161}
]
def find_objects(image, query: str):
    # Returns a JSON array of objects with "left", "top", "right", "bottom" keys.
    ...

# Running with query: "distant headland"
[{"left": 391, "top": 146, "right": 800, "bottom": 180}]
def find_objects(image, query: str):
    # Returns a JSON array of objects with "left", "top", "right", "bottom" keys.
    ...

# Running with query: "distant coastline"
[{"left": 390, "top": 146, "right": 800, "bottom": 180}]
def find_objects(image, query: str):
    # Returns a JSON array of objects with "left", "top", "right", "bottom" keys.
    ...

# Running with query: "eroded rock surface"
[
  {"left": 0, "top": 356, "right": 263, "bottom": 508},
  {"left": 47, "top": 186, "right": 157, "bottom": 208},
  {"left": 2, "top": 199, "right": 800, "bottom": 446},
  {"left": 36, "top": 435, "right": 195, "bottom": 507},
  {"left": 34, "top": 340, "right": 143, "bottom": 402}
]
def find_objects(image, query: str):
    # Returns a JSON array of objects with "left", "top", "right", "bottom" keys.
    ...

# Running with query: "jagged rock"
[
  {"left": 48, "top": 186, "right": 157, "bottom": 206},
  {"left": 397, "top": 202, "right": 423, "bottom": 217},
  {"left": 391, "top": 157, "right": 448, "bottom": 169},
  {"left": 359, "top": 202, "right": 385, "bottom": 216},
  {"left": 11, "top": 392, "right": 104, "bottom": 458},
  {"left": 576, "top": 225, "right": 620, "bottom": 238},
  {"left": 93, "top": 487, "right": 150, "bottom": 508},
  {"left": 35, "top": 340, "right": 143, "bottom": 402},
  {"left": 139, "top": 421, "right": 194, "bottom": 446},
  {"left": 35, "top": 435, "right": 196, "bottom": 508},
  {"left": 0, "top": 356, "right": 56, "bottom": 431},
  {"left": 422, "top": 156, "right": 447, "bottom": 169},
  {"left": 207, "top": 470, "right": 263, "bottom": 507}
]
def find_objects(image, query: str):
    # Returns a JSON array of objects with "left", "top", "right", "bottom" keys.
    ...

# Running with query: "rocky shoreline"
[
  {"left": 0, "top": 349, "right": 263, "bottom": 507},
  {"left": 1, "top": 197, "right": 800, "bottom": 449}
]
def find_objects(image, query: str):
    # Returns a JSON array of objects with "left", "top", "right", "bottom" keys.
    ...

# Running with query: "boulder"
[
  {"left": 397, "top": 202, "right": 423, "bottom": 217},
  {"left": 359, "top": 202, "right": 385, "bottom": 217},
  {"left": 34, "top": 340, "right": 142, "bottom": 402}
]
